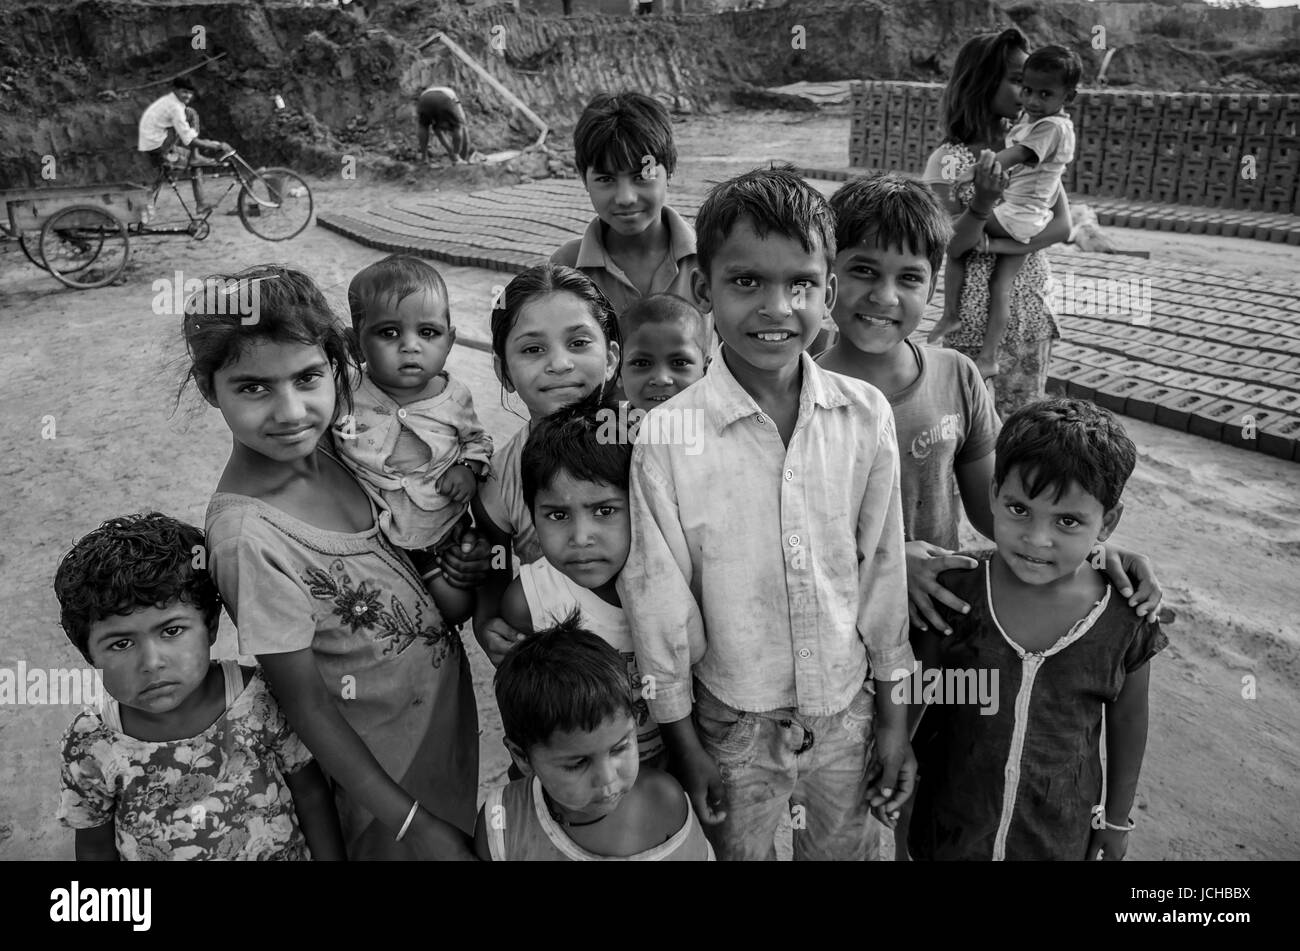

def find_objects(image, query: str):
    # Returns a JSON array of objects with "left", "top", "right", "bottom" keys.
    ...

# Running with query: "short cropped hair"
[
  {"left": 994, "top": 398, "right": 1136, "bottom": 512},
  {"left": 173, "top": 77, "right": 196, "bottom": 94},
  {"left": 521, "top": 393, "right": 633, "bottom": 513},
  {"left": 574, "top": 92, "right": 677, "bottom": 179},
  {"left": 1024, "top": 45, "right": 1083, "bottom": 90},
  {"left": 54, "top": 513, "right": 221, "bottom": 661},
  {"left": 347, "top": 254, "right": 450, "bottom": 337},
  {"left": 830, "top": 172, "right": 954, "bottom": 276},
  {"left": 495, "top": 610, "right": 636, "bottom": 753},
  {"left": 620, "top": 293, "right": 710, "bottom": 352},
  {"left": 694, "top": 165, "right": 836, "bottom": 278}
]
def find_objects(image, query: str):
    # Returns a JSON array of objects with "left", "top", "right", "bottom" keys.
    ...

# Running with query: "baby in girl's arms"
[
  {"left": 619, "top": 293, "right": 711, "bottom": 414},
  {"left": 336, "top": 255, "right": 492, "bottom": 621},
  {"left": 475, "top": 612, "right": 713, "bottom": 861},
  {"left": 55, "top": 513, "right": 344, "bottom": 861},
  {"left": 930, "top": 45, "right": 1081, "bottom": 379}
]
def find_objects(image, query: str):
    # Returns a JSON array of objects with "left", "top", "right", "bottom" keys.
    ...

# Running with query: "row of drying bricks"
[{"left": 1049, "top": 342, "right": 1300, "bottom": 461}]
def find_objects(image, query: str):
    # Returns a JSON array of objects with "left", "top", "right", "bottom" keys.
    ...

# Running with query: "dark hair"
[
  {"left": 173, "top": 77, "right": 196, "bottom": 94},
  {"left": 994, "top": 398, "right": 1137, "bottom": 512},
  {"left": 943, "top": 28, "right": 1029, "bottom": 147},
  {"left": 495, "top": 610, "right": 635, "bottom": 753},
  {"left": 54, "top": 513, "right": 221, "bottom": 661},
  {"left": 179, "top": 265, "right": 358, "bottom": 423},
  {"left": 521, "top": 392, "right": 633, "bottom": 513},
  {"left": 347, "top": 254, "right": 450, "bottom": 338},
  {"left": 489, "top": 263, "right": 621, "bottom": 391},
  {"left": 573, "top": 92, "right": 677, "bottom": 179},
  {"left": 621, "top": 293, "right": 709, "bottom": 352},
  {"left": 829, "top": 172, "right": 954, "bottom": 276},
  {"left": 694, "top": 164, "right": 836, "bottom": 278},
  {"left": 1024, "top": 45, "right": 1083, "bottom": 90}
]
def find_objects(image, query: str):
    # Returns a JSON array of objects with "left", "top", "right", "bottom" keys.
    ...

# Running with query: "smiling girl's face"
[
  {"left": 496, "top": 291, "right": 620, "bottom": 418},
  {"left": 207, "top": 339, "right": 337, "bottom": 464}
]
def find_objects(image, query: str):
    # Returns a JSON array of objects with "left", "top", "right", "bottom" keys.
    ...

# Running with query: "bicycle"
[{"left": 2, "top": 150, "right": 313, "bottom": 290}]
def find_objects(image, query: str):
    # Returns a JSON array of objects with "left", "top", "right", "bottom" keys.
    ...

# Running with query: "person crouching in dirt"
[
  {"left": 137, "top": 78, "right": 230, "bottom": 218},
  {"left": 417, "top": 86, "right": 482, "bottom": 165}
]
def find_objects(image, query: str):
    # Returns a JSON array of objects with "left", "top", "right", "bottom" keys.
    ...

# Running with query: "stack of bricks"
[{"left": 849, "top": 82, "right": 1300, "bottom": 214}]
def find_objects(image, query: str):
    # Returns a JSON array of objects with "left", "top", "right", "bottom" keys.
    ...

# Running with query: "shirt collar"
[
  {"left": 705, "top": 342, "right": 851, "bottom": 431},
  {"left": 574, "top": 204, "right": 696, "bottom": 270}
]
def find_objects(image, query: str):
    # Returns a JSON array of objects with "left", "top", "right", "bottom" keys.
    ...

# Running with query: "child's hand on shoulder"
[
  {"left": 436, "top": 464, "right": 478, "bottom": 504},
  {"left": 905, "top": 540, "right": 978, "bottom": 635}
]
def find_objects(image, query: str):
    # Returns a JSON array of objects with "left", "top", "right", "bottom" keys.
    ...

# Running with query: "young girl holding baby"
[{"left": 186, "top": 266, "right": 487, "bottom": 860}]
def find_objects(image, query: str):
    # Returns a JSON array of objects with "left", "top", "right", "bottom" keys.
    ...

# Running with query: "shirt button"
[
  {"left": 789, "top": 534, "right": 800, "bottom": 547},
  {"left": 798, "top": 648, "right": 812, "bottom": 659},
  {"left": 401, "top": 477, "right": 410, "bottom": 488},
  {"left": 784, "top": 469, "right": 794, "bottom": 481},
  {"left": 397, "top": 408, "right": 408, "bottom": 419},
  {"left": 755, "top": 413, "right": 767, "bottom": 424}
]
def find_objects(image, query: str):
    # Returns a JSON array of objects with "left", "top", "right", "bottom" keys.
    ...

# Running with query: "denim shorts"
[{"left": 692, "top": 679, "right": 881, "bottom": 861}]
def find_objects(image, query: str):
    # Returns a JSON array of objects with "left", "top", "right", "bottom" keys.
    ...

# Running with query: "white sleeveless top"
[{"left": 517, "top": 558, "right": 663, "bottom": 762}]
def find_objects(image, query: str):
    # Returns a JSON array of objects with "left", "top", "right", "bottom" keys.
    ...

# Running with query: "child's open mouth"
[
  {"left": 1016, "top": 552, "right": 1054, "bottom": 567},
  {"left": 856, "top": 313, "right": 898, "bottom": 327},
  {"left": 751, "top": 330, "right": 797, "bottom": 343}
]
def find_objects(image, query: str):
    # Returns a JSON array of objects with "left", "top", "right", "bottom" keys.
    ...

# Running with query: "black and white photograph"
[{"left": 0, "top": 0, "right": 1293, "bottom": 920}]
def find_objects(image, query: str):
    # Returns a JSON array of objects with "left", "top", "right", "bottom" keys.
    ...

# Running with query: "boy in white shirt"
[{"left": 620, "top": 167, "right": 916, "bottom": 860}]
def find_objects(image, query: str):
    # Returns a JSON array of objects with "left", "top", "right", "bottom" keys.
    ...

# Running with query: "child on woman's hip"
[
  {"left": 335, "top": 255, "right": 493, "bottom": 623},
  {"left": 930, "top": 45, "right": 1081, "bottom": 381}
]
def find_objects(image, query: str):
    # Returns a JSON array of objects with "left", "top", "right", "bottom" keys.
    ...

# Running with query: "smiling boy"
[
  {"left": 619, "top": 166, "right": 916, "bottom": 861},
  {"left": 551, "top": 93, "right": 699, "bottom": 320}
]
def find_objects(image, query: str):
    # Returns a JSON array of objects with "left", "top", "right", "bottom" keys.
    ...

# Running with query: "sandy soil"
[{"left": 1, "top": 107, "right": 1297, "bottom": 860}]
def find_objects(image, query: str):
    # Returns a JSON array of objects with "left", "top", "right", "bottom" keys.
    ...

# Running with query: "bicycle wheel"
[
  {"left": 39, "top": 204, "right": 130, "bottom": 289},
  {"left": 18, "top": 231, "right": 48, "bottom": 270},
  {"left": 238, "top": 167, "right": 313, "bottom": 241}
]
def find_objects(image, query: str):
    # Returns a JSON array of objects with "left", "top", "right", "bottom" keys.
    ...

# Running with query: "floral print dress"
[
  {"left": 205, "top": 472, "right": 478, "bottom": 860},
  {"left": 58, "top": 661, "right": 313, "bottom": 860},
  {"left": 922, "top": 142, "right": 1061, "bottom": 419}
]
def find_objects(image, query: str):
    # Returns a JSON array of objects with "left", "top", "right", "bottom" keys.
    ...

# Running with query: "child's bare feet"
[
  {"left": 975, "top": 353, "right": 1000, "bottom": 379},
  {"left": 927, "top": 315, "right": 961, "bottom": 344}
]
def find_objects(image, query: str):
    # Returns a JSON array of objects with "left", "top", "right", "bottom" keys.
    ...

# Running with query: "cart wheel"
[
  {"left": 39, "top": 204, "right": 130, "bottom": 290},
  {"left": 238, "top": 167, "right": 313, "bottom": 241},
  {"left": 18, "top": 231, "right": 48, "bottom": 270}
]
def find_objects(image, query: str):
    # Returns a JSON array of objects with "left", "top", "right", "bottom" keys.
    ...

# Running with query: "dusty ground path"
[{"left": 1, "top": 108, "right": 1297, "bottom": 859}]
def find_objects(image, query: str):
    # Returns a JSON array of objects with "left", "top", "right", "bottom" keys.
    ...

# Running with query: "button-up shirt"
[
  {"left": 619, "top": 347, "right": 914, "bottom": 722},
  {"left": 550, "top": 205, "right": 700, "bottom": 318},
  {"left": 137, "top": 92, "right": 198, "bottom": 152}
]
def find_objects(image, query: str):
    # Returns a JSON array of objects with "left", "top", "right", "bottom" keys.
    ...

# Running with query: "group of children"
[{"left": 56, "top": 79, "right": 1166, "bottom": 862}]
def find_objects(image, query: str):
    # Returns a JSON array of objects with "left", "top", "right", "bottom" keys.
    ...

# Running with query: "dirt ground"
[{"left": 2, "top": 107, "right": 1298, "bottom": 860}]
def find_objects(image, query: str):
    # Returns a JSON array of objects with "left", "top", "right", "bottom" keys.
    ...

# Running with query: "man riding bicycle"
[{"left": 137, "top": 78, "right": 230, "bottom": 220}]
